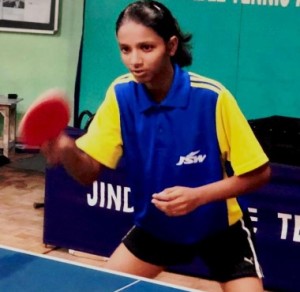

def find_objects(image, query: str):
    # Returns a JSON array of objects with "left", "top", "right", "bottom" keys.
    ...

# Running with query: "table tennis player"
[{"left": 41, "top": 1, "right": 271, "bottom": 291}]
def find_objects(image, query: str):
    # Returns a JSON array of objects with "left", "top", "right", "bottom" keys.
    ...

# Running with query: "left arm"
[
  {"left": 153, "top": 88, "right": 271, "bottom": 217},
  {"left": 152, "top": 163, "right": 271, "bottom": 217}
]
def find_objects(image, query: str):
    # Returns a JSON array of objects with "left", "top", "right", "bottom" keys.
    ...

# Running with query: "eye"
[
  {"left": 141, "top": 44, "right": 154, "bottom": 52},
  {"left": 119, "top": 45, "right": 130, "bottom": 54}
]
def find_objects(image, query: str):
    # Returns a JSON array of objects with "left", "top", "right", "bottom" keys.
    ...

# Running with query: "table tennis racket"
[{"left": 18, "top": 89, "right": 70, "bottom": 147}]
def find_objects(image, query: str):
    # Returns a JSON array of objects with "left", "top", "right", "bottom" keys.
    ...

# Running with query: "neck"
[{"left": 146, "top": 64, "right": 174, "bottom": 103}]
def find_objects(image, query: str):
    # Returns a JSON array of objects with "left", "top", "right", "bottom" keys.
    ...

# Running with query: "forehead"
[{"left": 117, "top": 21, "right": 163, "bottom": 44}]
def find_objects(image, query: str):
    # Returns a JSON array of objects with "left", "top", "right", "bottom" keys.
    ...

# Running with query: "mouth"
[{"left": 132, "top": 70, "right": 146, "bottom": 78}]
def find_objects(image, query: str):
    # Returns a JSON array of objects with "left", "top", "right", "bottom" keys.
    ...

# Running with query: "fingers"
[
  {"left": 151, "top": 200, "right": 178, "bottom": 217},
  {"left": 151, "top": 187, "right": 197, "bottom": 217},
  {"left": 152, "top": 188, "right": 176, "bottom": 201},
  {"left": 151, "top": 188, "right": 183, "bottom": 217},
  {"left": 40, "top": 133, "right": 76, "bottom": 167},
  {"left": 40, "top": 134, "right": 65, "bottom": 165},
  {"left": 40, "top": 140, "right": 60, "bottom": 165}
]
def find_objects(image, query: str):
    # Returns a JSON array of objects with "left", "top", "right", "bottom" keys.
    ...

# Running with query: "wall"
[
  {"left": 79, "top": 0, "right": 300, "bottom": 120},
  {"left": 0, "top": 1, "right": 84, "bottom": 125},
  {"left": 1, "top": 0, "right": 299, "bottom": 129}
]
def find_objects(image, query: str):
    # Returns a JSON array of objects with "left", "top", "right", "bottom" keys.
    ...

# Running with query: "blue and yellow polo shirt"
[{"left": 76, "top": 64, "right": 268, "bottom": 244}]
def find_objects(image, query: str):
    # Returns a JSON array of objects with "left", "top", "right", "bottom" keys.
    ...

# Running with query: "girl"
[{"left": 42, "top": 1, "right": 270, "bottom": 291}]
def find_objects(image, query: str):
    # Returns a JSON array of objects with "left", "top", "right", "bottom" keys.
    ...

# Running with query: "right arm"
[
  {"left": 41, "top": 133, "right": 104, "bottom": 185},
  {"left": 42, "top": 83, "right": 123, "bottom": 185}
]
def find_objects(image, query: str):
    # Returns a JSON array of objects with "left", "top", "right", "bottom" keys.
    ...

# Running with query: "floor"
[{"left": 0, "top": 151, "right": 222, "bottom": 292}]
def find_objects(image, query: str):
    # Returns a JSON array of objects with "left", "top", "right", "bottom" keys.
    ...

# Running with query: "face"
[{"left": 117, "top": 21, "right": 177, "bottom": 88}]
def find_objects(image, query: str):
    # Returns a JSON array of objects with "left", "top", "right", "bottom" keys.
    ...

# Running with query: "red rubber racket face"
[{"left": 18, "top": 89, "right": 70, "bottom": 146}]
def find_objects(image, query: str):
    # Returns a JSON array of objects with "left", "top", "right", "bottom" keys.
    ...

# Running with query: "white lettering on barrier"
[
  {"left": 86, "top": 181, "right": 134, "bottom": 213},
  {"left": 248, "top": 207, "right": 258, "bottom": 233},
  {"left": 278, "top": 212, "right": 292, "bottom": 239},
  {"left": 247, "top": 210, "right": 300, "bottom": 242},
  {"left": 278, "top": 213, "right": 300, "bottom": 242},
  {"left": 293, "top": 215, "right": 300, "bottom": 242}
]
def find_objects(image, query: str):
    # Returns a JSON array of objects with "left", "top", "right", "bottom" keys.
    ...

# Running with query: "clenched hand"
[{"left": 151, "top": 186, "right": 201, "bottom": 217}]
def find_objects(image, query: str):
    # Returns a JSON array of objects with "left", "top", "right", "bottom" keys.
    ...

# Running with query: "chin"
[{"left": 134, "top": 76, "right": 150, "bottom": 84}]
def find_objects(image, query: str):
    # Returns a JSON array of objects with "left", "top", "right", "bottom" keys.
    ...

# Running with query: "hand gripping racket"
[{"left": 18, "top": 89, "right": 70, "bottom": 147}]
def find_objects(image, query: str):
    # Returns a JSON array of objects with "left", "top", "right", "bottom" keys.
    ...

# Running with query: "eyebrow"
[{"left": 118, "top": 40, "right": 155, "bottom": 47}]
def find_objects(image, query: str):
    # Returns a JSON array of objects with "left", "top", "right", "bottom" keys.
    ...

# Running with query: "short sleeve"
[
  {"left": 75, "top": 84, "right": 123, "bottom": 169},
  {"left": 216, "top": 89, "right": 269, "bottom": 176}
]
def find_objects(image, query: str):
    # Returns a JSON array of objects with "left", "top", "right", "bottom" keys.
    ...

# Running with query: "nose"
[{"left": 130, "top": 50, "right": 142, "bottom": 67}]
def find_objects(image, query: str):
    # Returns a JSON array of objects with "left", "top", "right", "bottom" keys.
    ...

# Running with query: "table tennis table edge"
[{"left": 0, "top": 244, "right": 204, "bottom": 292}]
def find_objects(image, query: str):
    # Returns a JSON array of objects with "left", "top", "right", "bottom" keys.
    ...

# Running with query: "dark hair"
[{"left": 115, "top": 0, "right": 192, "bottom": 67}]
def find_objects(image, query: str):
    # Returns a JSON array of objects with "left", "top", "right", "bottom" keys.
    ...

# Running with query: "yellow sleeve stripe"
[{"left": 189, "top": 73, "right": 223, "bottom": 90}]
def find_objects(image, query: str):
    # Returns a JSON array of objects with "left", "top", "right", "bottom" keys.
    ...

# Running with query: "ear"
[{"left": 167, "top": 36, "right": 178, "bottom": 57}]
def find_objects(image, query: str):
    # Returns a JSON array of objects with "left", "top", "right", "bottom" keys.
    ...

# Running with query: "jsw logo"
[{"left": 176, "top": 150, "right": 206, "bottom": 166}]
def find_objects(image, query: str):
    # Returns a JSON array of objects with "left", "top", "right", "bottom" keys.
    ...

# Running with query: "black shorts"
[{"left": 122, "top": 217, "right": 263, "bottom": 282}]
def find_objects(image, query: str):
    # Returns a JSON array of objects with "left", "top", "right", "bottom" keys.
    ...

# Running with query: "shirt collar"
[{"left": 137, "top": 64, "right": 190, "bottom": 112}]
